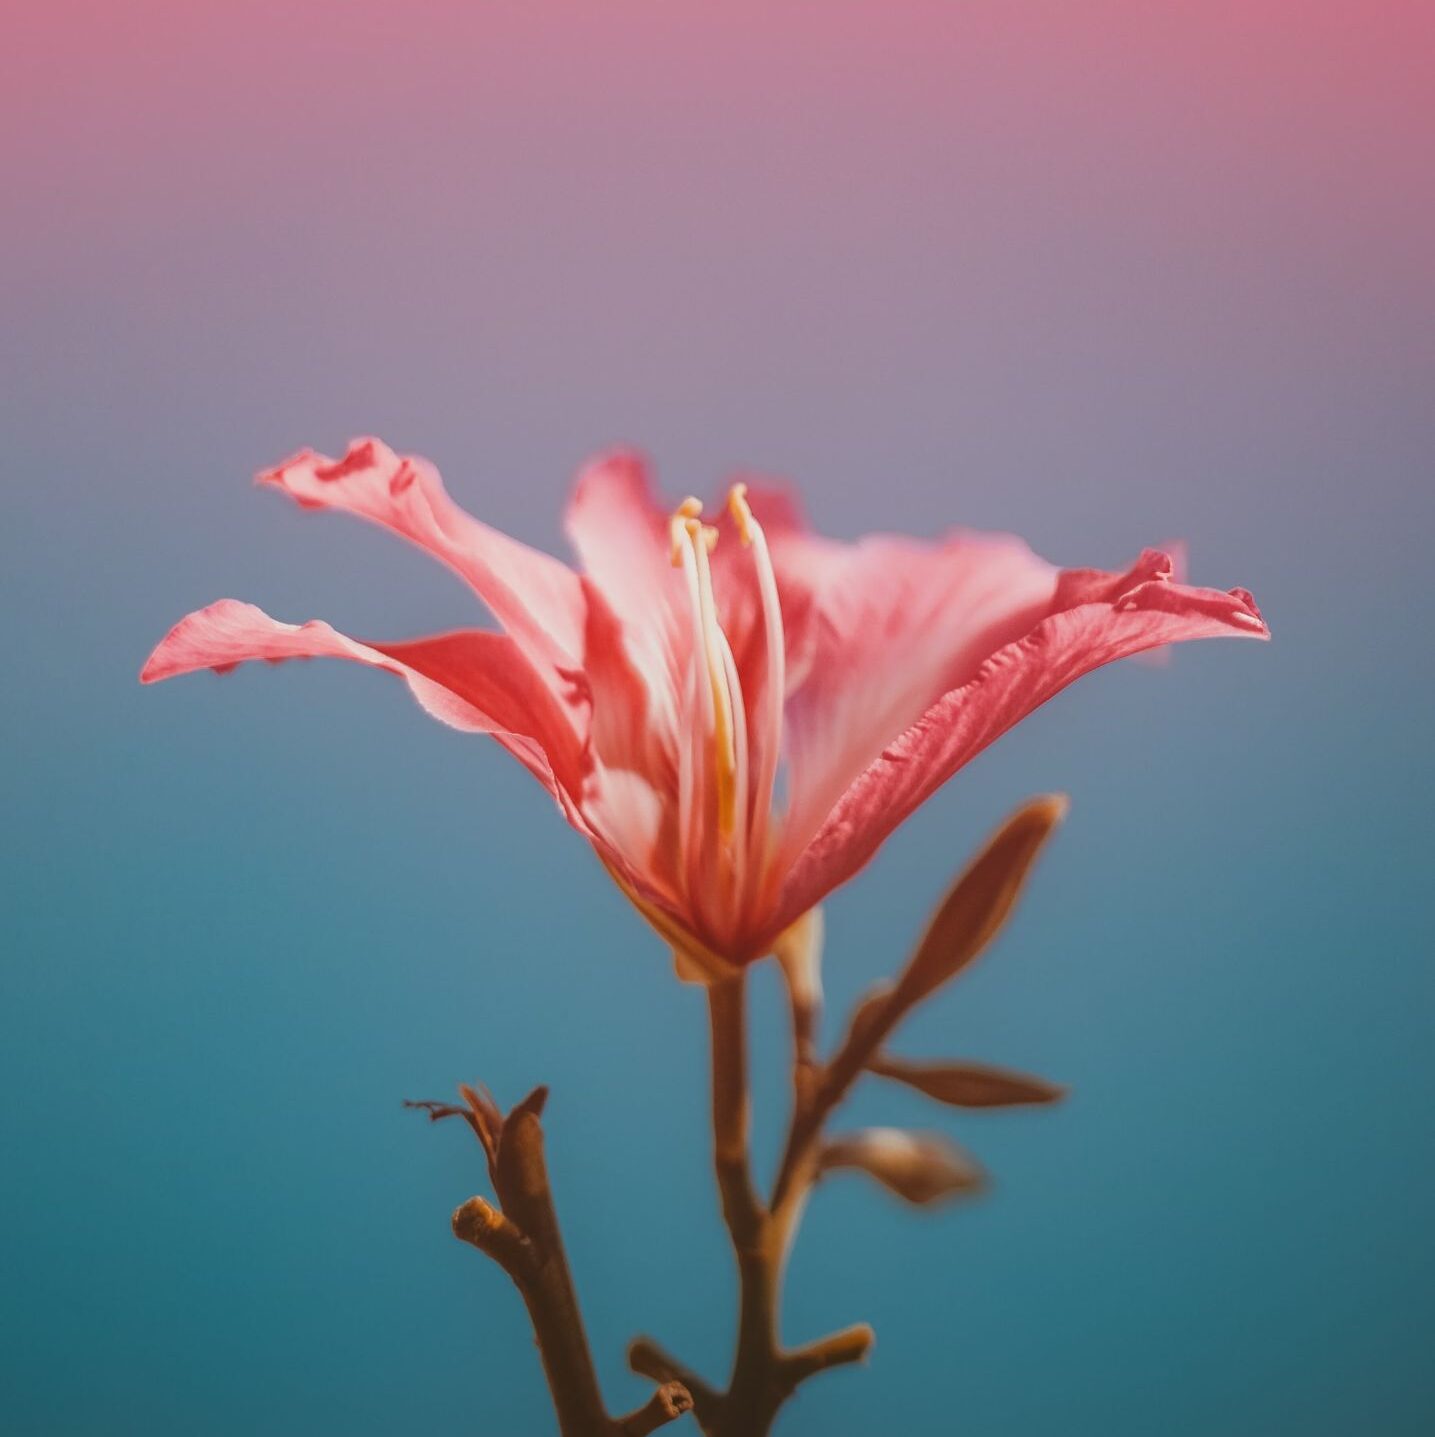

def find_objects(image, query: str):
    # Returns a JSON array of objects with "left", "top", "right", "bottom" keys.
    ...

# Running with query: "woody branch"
[
  {"left": 631, "top": 795, "right": 1068, "bottom": 1437},
  {"left": 412, "top": 1087, "right": 691, "bottom": 1437}
]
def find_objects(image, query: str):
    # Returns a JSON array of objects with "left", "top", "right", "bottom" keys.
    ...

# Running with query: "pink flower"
[{"left": 142, "top": 439, "right": 1267, "bottom": 977}]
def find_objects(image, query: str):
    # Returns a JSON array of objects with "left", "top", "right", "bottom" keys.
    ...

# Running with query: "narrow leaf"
[
  {"left": 838, "top": 980, "right": 896, "bottom": 1056},
  {"left": 868, "top": 1053, "right": 1066, "bottom": 1108},
  {"left": 896, "top": 794, "right": 1067, "bottom": 1007},
  {"left": 819, "top": 1128, "right": 984, "bottom": 1205}
]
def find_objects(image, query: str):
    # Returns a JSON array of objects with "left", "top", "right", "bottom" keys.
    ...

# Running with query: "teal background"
[{"left": 2, "top": 4, "right": 1432, "bottom": 1433}]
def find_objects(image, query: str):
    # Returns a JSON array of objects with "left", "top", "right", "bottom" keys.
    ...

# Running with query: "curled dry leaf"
[
  {"left": 867, "top": 1053, "right": 1066, "bottom": 1108},
  {"left": 458, "top": 1083, "right": 505, "bottom": 1171},
  {"left": 819, "top": 1127, "right": 984, "bottom": 1205}
]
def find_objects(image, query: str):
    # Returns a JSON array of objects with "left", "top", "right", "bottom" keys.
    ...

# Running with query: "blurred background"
[{"left": 3, "top": 3, "right": 1432, "bottom": 1433}]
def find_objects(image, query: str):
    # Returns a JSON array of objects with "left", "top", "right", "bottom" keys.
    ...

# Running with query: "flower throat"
[{"left": 668, "top": 486, "right": 786, "bottom": 922}]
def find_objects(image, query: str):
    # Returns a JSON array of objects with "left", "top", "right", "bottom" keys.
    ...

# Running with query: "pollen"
[
  {"left": 671, "top": 497, "right": 717, "bottom": 566},
  {"left": 727, "top": 482, "right": 755, "bottom": 546}
]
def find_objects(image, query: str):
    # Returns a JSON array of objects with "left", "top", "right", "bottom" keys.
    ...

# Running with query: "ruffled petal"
[
  {"left": 767, "top": 562, "right": 1267, "bottom": 940},
  {"left": 141, "top": 599, "right": 697, "bottom": 935},
  {"left": 770, "top": 527, "right": 1062, "bottom": 865},
  {"left": 140, "top": 600, "right": 589, "bottom": 804},
  {"left": 260, "top": 439, "right": 586, "bottom": 672}
]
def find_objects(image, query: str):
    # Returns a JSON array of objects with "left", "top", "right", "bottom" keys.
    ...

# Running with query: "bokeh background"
[{"left": 3, "top": 3, "right": 1432, "bottom": 1433}]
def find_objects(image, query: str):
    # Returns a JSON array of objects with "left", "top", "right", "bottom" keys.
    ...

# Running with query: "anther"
[
  {"left": 728, "top": 482, "right": 755, "bottom": 546},
  {"left": 671, "top": 499, "right": 719, "bottom": 565}
]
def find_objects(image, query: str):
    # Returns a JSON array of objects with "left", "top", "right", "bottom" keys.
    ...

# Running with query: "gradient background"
[{"left": 3, "top": 3, "right": 1432, "bottom": 1433}]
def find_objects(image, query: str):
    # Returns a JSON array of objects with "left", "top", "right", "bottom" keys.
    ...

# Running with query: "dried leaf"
[
  {"left": 457, "top": 1083, "right": 504, "bottom": 1169},
  {"left": 868, "top": 1053, "right": 1066, "bottom": 1108},
  {"left": 402, "top": 1099, "right": 468, "bottom": 1124},
  {"left": 819, "top": 1127, "right": 984, "bottom": 1205},
  {"left": 896, "top": 795, "right": 1067, "bottom": 1007}
]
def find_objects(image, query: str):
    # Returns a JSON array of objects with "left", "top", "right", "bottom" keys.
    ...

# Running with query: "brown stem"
[
  {"left": 628, "top": 1337, "right": 724, "bottom": 1428},
  {"left": 772, "top": 796, "right": 1067, "bottom": 1218},
  {"left": 440, "top": 1093, "right": 689, "bottom": 1437},
  {"left": 703, "top": 974, "right": 871, "bottom": 1436},
  {"left": 781, "top": 1323, "right": 876, "bottom": 1386},
  {"left": 491, "top": 1109, "right": 614, "bottom": 1435},
  {"left": 707, "top": 974, "right": 779, "bottom": 1434},
  {"left": 775, "top": 909, "right": 823, "bottom": 1113},
  {"left": 452, "top": 1195, "right": 535, "bottom": 1280},
  {"left": 615, "top": 1382, "right": 695, "bottom": 1436},
  {"left": 708, "top": 975, "right": 763, "bottom": 1248},
  {"left": 771, "top": 983, "right": 903, "bottom": 1220}
]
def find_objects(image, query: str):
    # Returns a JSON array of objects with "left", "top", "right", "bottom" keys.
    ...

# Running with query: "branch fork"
[
  {"left": 415, "top": 795, "right": 1069, "bottom": 1435},
  {"left": 409, "top": 1086, "right": 692, "bottom": 1437},
  {"left": 627, "top": 796, "right": 1069, "bottom": 1436}
]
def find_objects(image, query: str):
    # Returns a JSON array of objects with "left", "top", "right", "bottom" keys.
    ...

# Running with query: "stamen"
[
  {"left": 690, "top": 521, "right": 740, "bottom": 842},
  {"left": 671, "top": 515, "right": 714, "bottom": 914},
  {"left": 719, "top": 634, "right": 750, "bottom": 897},
  {"left": 727, "top": 482, "right": 755, "bottom": 545},
  {"left": 670, "top": 496, "right": 704, "bottom": 566},
  {"left": 669, "top": 500, "right": 747, "bottom": 922},
  {"left": 725, "top": 483, "right": 786, "bottom": 903}
]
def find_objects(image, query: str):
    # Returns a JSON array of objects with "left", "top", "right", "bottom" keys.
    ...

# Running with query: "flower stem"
[
  {"left": 708, "top": 974, "right": 779, "bottom": 1435},
  {"left": 704, "top": 974, "right": 870, "bottom": 1436},
  {"left": 707, "top": 975, "right": 764, "bottom": 1249}
]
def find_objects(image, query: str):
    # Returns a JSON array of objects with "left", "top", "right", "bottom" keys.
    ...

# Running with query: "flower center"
[{"left": 668, "top": 488, "right": 786, "bottom": 924}]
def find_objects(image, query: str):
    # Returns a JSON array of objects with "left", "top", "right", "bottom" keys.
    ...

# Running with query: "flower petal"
[
  {"left": 141, "top": 599, "right": 699, "bottom": 940},
  {"left": 564, "top": 452, "right": 690, "bottom": 748},
  {"left": 260, "top": 439, "right": 586, "bottom": 671},
  {"left": 564, "top": 459, "right": 813, "bottom": 731},
  {"left": 372, "top": 631, "right": 590, "bottom": 796},
  {"left": 140, "top": 600, "right": 589, "bottom": 802},
  {"left": 770, "top": 527, "right": 1062, "bottom": 865},
  {"left": 564, "top": 451, "right": 673, "bottom": 625},
  {"left": 770, "top": 562, "right": 1267, "bottom": 934},
  {"left": 552, "top": 464, "right": 685, "bottom": 896}
]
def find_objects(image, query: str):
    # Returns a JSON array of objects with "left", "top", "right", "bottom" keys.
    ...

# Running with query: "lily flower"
[{"left": 142, "top": 439, "right": 1266, "bottom": 978}]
